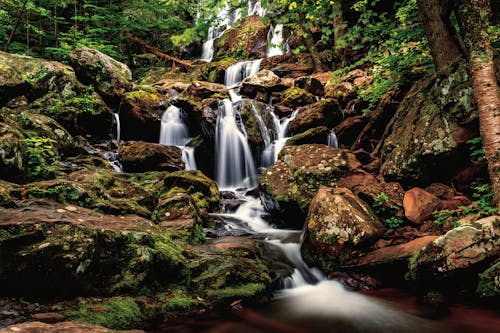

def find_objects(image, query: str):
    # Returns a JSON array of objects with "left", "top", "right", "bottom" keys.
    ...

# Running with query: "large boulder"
[
  {"left": 275, "top": 87, "right": 315, "bottom": 110},
  {"left": 295, "top": 76, "right": 324, "bottom": 96},
  {"left": 378, "top": 61, "right": 477, "bottom": 185},
  {"left": 403, "top": 187, "right": 442, "bottom": 224},
  {"left": 214, "top": 15, "right": 269, "bottom": 60},
  {"left": 259, "top": 145, "right": 356, "bottom": 223},
  {"left": 407, "top": 216, "right": 500, "bottom": 295},
  {"left": 476, "top": 261, "right": 500, "bottom": 298},
  {"left": 287, "top": 99, "right": 343, "bottom": 135},
  {"left": 286, "top": 126, "right": 329, "bottom": 146},
  {"left": 0, "top": 123, "right": 26, "bottom": 182},
  {"left": 119, "top": 141, "right": 184, "bottom": 173},
  {"left": 69, "top": 47, "right": 133, "bottom": 104},
  {"left": 0, "top": 201, "right": 188, "bottom": 297},
  {"left": 240, "top": 69, "right": 283, "bottom": 103},
  {"left": 301, "top": 187, "right": 385, "bottom": 273},
  {"left": 0, "top": 321, "right": 145, "bottom": 333}
]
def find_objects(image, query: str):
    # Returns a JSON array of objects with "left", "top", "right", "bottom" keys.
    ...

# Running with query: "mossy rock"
[
  {"left": 0, "top": 122, "right": 26, "bottom": 182},
  {"left": 0, "top": 180, "right": 17, "bottom": 208},
  {"left": 119, "top": 141, "right": 184, "bottom": 173},
  {"left": 197, "top": 58, "right": 238, "bottom": 83},
  {"left": 0, "top": 201, "right": 189, "bottom": 297},
  {"left": 476, "top": 261, "right": 500, "bottom": 299},
  {"left": 277, "top": 87, "right": 315, "bottom": 109},
  {"left": 287, "top": 99, "right": 343, "bottom": 135},
  {"left": 286, "top": 126, "right": 329, "bottom": 146},
  {"left": 239, "top": 99, "right": 275, "bottom": 162}
]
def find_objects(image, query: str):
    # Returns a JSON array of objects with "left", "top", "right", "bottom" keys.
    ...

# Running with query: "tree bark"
[
  {"left": 123, "top": 31, "right": 192, "bottom": 69},
  {"left": 416, "top": 0, "right": 463, "bottom": 71},
  {"left": 304, "top": 34, "right": 324, "bottom": 72},
  {"left": 4, "top": 0, "right": 29, "bottom": 52},
  {"left": 455, "top": 0, "right": 500, "bottom": 206},
  {"left": 333, "top": 1, "right": 345, "bottom": 49}
]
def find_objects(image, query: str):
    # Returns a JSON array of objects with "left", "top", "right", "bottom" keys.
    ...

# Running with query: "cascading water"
[
  {"left": 248, "top": 0, "right": 266, "bottom": 16},
  {"left": 159, "top": 105, "right": 197, "bottom": 170},
  {"left": 266, "top": 24, "right": 285, "bottom": 57},
  {"left": 215, "top": 99, "right": 257, "bottom": 190},
  {"left": 328, "top": 128, "right": 339, "bottom": 148},
  {"left": 113, "top": 113, "right": 121, "bottom": 142},
  {"left": 261, "top": 109, "right": 299, "bottom": 167}
]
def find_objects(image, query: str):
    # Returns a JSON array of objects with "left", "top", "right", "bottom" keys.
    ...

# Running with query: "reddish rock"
[
  {"left": 337, "top": 173, "right": 379, "bottom": 194},
  {"left": 30, "top": 312, "right": 66, "bottom": 323},
  {"left": 0, "top": 321, "right": 144, "bottom": 332},
  {"left": 334, "top": 115, "right": 369, "bottom": 148},
  {"left": 287, "top": 99, "right": 343, "bottom": 135},
  {"left": 294, "top": 76, "right": 324, "bottom": 95},
  {"left": 439, "top": 196, "right": 472, "bottom": 211},
  {"left": 425, "top": 183, "right": 456, "bottom": 200},
  {"left": 119, "top": 141, "right": 184, "bottom": 172},
  {"left": 403, "top": 188, "right": 441, "bottom": 224}
]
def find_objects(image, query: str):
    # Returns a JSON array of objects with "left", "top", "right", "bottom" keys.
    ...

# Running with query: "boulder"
[
  {"left": 240, "top": 70, "right": 283, "bottom": 102},
  {"left": 425, "top": 183, "right": 456, "bottom": 200},
  {"left": 287, "top": 99, "right": 343, "bottom": 135},
  {"left": 69, "top": 47, "right": 133, "bottom": 104},
  {"left": 476, "top": 261, "right": 500, "bottom": 298},
  {"left": 259, "top": 145, "right": 358, "bottom": 224},
  {"left": 260, "top": 54, "right": 314, "bottom": 78},
  {"left": 403, "top": 187, "right": 441, "bottom": 224},
  {"left": 0, "top": 52, "right": 29, "bottom": 104},
  {"left": 357, "top": 181, "right": 406, "bottom": 222},
  {"left": 0, "top": 200, "right": 188, "bottom": 297},
  {"left": 294, "top": 76, "right": 324, "bottom": 95},
  {"left": 120, "top": 86, "right": 167, "bottom": 142},
  {"left": 286, "top": 126, "right": 329, "bottom": 146},
  {"left": 0, "top": 321, "right": 145, "bottom": 333},
  {"left": 378, "top": 61, "right": 477, "bottom": 185},
  {"left": 275, "top": 87, "right": 315, "bottom": 110},
  {"left": 119, "top": 141, "right": 184, "bottom": 173},
  {"left": 407, "top": 216, "right": 500, "bottom": 294},
  {"left": 334, "top": 115, "right": 369, "bottom": 148},
  {"left": 214, "top": 15, "right": 269, "bottom": 60},
  {"left": 0, "top": 123, "right": 26, "bottom": 182},
  {"left": 301, "top": 187, "right": 385, "bottom": 273}
]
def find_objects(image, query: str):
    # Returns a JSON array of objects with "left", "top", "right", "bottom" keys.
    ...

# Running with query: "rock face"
[
  {"left": 408, "top": 216, "right": 500, "bottom": 294},
  {"left": 214, "top": 15, "right": 269, "bottom": 60},
  {"left": 301, "top": 187, "right": 385, "bottom": 273},
  {"left": 378, "top": 61, "right": 477, "bottom": 185},
  {"left": 287, "top": 99, "right": 343, "bottom": 135},
  {"left": 69, "top": 47, "right": 133, "bottom": 104},
  {"left": 119, "top": 141, "right": 184, "bottom": 172},
  {"left": 259, "top": 145, "right": 354, "bottom": 222},
  {"left": 0, "top": 201, "right": 188, "bottom": 297}
]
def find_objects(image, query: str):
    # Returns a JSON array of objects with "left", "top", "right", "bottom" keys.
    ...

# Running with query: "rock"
[
  {"left": 0, "top": 52, "right": 30, "bottom": 104},
  {"left": 0, "top": 321, "right": 144, "bottom": 332},
  {"left": 403, "top": 188, "right": 441, "bottom": 224},
  {"left": 408, "top": 216, "right": 500, "bottom": 294},
  {"left": 69, "top": 47, "right": 133, "bottom": 104},
  {"left": 358, "top": 181, "right": 406, "bottom": 221},
  {"left": 260, "top": 54, "right": 314, "bottom": 78},
  {"left": 240, "top": 70, "right": 283, "bottom": 102},
  {"left": 119, "top": 141, "right": 184, "bottom": 172},
  {"left": 334, "top": 115, "right": 369, "bottom": 148},
  {"left": 275, "top": 87, "right": 315, "bottom": 110},
  {"left": 425, "top": 183, "right": 456, "bottom": 200},
  {"left": 287, "top": 99, "right": 343, "bottom": 135},
  {"left": 286, "top": 126, "right": 329, "bottom": 146},
  {"left": 294, "top": 76, "right": 324, "bottom": 95},
  {"left": 0, "top": 200, "right": 188, "bottom": 297},
  {"left": 30, "top": 313, "right": 66, "bottom": 323},
  {"left": 0, "top": 180, "right": 17, "bottom": 208},
  {"left": 259, "top": 145, "right": 354, "bottom": 221},
  {"left": 214, "top": 15, "right": 269, "bottom": 60},
  {"left": 301, "top": 187, "right": 385, "bottom": 272},
  {"left": 476, "top": 261, "right": 500, "bottom": 298},
  {"left": 378, "top": 61, "right": 477, "bottom": 185},
  {"left": 0, "top": 123, "right": 26, "bottom": 182},
  {"left": 198, "top": 58, "right": 238, "bottom": 83},
  {"left": 120, "top": 86, "right": 167, "bottom": 142}
]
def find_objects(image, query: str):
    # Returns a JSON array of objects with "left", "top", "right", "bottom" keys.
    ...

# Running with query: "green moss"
[
  {"left": 165, "top": 288, "right": 201, "bottom": 311},
  {"left": 206, "top": 283, "right": 266, "bottom": 301},
  {"left": 70, "top": 297, "right": 142, "bottom": 329},
  {"left": 124, "top": 88, "right": 160, "bottom": 102},
  {"left": 476, "top": 262, "right": 500, "bottom": 298}
]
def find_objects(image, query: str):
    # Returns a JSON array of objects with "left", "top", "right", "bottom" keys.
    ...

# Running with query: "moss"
[
  {"left": 206, "top": 283, "right": 266, "bottom": 301},
  {"left": 70, "top": 297, "right": 142, "bottom": 329},
  {"left": 164, "top": 288, "right": 201, "bottom": 311},
  {"left": 476, "top": 262, "right": 500, "bottom": 298},
  {"left": 124, "top": 88, "right": 160, "bottom": 103}
]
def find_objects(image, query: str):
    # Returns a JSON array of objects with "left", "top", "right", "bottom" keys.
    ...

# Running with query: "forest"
[{"left": 0, "top": 0, "right": 499, "bottom": 332}]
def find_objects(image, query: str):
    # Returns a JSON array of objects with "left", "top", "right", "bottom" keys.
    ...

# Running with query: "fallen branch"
[{"left": 123, "top": 31, "right": 192, "bottom": 69}]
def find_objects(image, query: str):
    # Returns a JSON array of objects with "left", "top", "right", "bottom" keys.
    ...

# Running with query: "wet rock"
[
  {"left": 0, "top": 123, "right": 27, "bottom": 182},
  {"left": 0, "top": 321, "right": 145, "bottom": 332},
  {"left": 357, "top": 181, "right": 406, "bottom": 221},
  {"left": 198, "top": 58, "right": 238, "bottom": 83},
  {"left": 334, "top": 115, "right": 369, "bottom": 148},
  {"left": 119, "top": 141, "right": 184, "bottom": 172},
  {"left": 378, "top": 61, "right": 477, "bottom": 185},
  {"left": 239, "top": 99, "right": 275, "bottom": 162},
  {"left": 275, "top": 87, "right": 314, "bottom": 110},
  {"left": 259, "top": 145, "right": 354, "bottom": 220},
  {"left": 301, "top": 187, "right": 385, "bottom": 273},
  {"left": 120, "top": 86, "right": 167, "bottom": 142},
  {"left": 294, "top": 76, "right": 324, "bottom": 95},
  {"left": 240, "top": 70, "right": 283, "bottom": 102},
  {"left": 69, "top": 47, "right": 133, "bottom": 104},
  {"left": 214, "top": 16, "right": 269, "bottom": 60},
  {"left": 403, "top": 188, "right": 441, "bottom": 224},
  {"left": 0, "top": 200, "right": 188, "bottom": 297},
  {"left": 408, "top": 216, "right": 500, "bottom": 295},
  {"left": 287, "top": 99, "right": 343, "bottom": 135},
  {"left": 286, "top": 126, "right": 329, "bottom": 146}
]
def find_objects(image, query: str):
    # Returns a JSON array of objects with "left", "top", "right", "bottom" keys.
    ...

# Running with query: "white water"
[
  {"left": 266, "top": 24, "right": 285, "bottom": 57},
  {"left": 248, "top": 0, "right": 266, "bottom": 16},
  {"left": 159, "top": 105, "right": 197, "bottom": 171},
  {"left": 113, "top": 113, "right": 121, "bottom": 142},
  {"left": 225, "top": 59, "right": 262, "bottom": 88},
  {"left": 103, "top": 151, "right": 123, "bottom": 172},
  {"left": 328, "top": 128, "right": 339, "bottom": 148},
  {"left": 261, "top": 109, "right": 299, "bottom": 167},
  {"left": 215, "top": 99, "right": 257, "bottom": 190}
]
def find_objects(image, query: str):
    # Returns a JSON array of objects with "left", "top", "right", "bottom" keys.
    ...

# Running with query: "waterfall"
[
  {"left": 261, "top": 109, "right": 299, "bottom": 167},
  {"left": 225, "top": 59, "right": 262, "bottom": 88},
  {"left": 113, "top": 113, "right": 121, "bottom": 142},
  {"left": 215, "top": 99, "right": 257, "bottom": 190},
  {"left": 159, "top": 105, "right": 197, "bottom": 171},
  {"left": 266, "top": 24, "right": 285, "bottom": 57},
  {"left": 248, "top": 1, "right": 266, "bottom": 16},
  {"left": 327, "top": 129, "right": 338, "bottom": 148}
]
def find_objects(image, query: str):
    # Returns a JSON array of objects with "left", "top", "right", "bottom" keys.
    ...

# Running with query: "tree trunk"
[
  {"left": 455, "top": 0, "right": 500, "bottom": 207},
  {"left": 333, "top": 1, "right": 345, "bottom": 49},
  {"left": 4, "top": 0, "right": 29, "bottom": 52},
  {"left": 304, "top": 35, "right": 324, "bottom": 72},
  {"left": 416, "top": 0, "right": 463, "bottom": 71}
]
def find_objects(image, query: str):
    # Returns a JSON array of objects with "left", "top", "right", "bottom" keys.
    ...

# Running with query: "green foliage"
[
  {"left": 71, "top": 297, "right": 142, "bottom": 329},
  {"left": 385, "top": 216, "right": 403, "bottom": 228},
  {"left": 466, "top": 136, "right": 485, "bottom": 161},
  {"left": 23, "top": 137, "right": 59, "bottom": 180},
  {"left": 372, "top": 192, "right": 403, "bottom": 228}
]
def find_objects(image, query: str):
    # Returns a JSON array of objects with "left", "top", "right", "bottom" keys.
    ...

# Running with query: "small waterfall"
[
  {"left": 113, "top": 113, "right": 121, "bottom": 142},
  {"left": 266, "top": 24, "right": 285, "bottom": 57},
  {"left": 103, "top": 151, "right": 123, "bottom": 172},
  {"left": 215, "top": 99, "right": 257, "bottom": 190},
  {"left": 159, "top": 105, "right": 197, "bottom": 171},
  {"left": 248, "top": 0, "right": 266, "bottom": 16},
  {"left": 327, "top": 129, "right": 338, "bottom": 148},
  {"left": 261, "top": 109, "right": 299, "bottom": 167},
  {"left": 225, "top": 59, "right": 262, "bottom": 88},
  {"left": 249, "top": 100, "right": 271, "bottom": 148}
]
